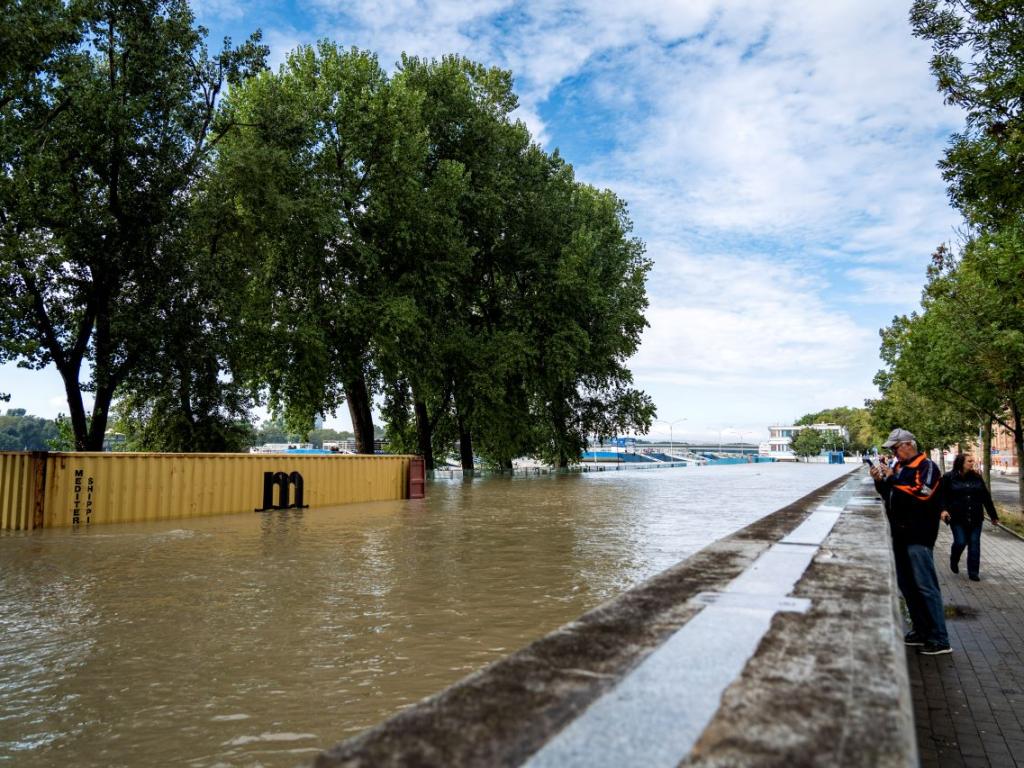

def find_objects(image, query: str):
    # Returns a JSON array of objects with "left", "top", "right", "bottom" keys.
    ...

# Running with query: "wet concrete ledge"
[{"left": 316, "top": 470, "right": 915, "bottom": 767}]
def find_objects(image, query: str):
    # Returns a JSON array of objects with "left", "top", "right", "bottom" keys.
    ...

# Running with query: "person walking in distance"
[
  {"left": 941, "top": 454, "right": 999, "bottom": 582},
  {"left": 871, "top": 429, "right": 952, "bottom": 655}
]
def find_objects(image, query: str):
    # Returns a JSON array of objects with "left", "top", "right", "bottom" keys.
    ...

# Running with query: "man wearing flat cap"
[{"left": 871, "top": 428, "right": 951, "bottom": 655}]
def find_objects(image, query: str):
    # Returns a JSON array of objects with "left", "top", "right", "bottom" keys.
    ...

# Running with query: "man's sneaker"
[
  {"left": 919, "top": 642, "right": 953, "bottom": 656},
  {"left": 904, "top": 631, "right": 926, "bottom": 646},
  {"left": 969, "top": 574, "right": 981, "bottom": 582}
]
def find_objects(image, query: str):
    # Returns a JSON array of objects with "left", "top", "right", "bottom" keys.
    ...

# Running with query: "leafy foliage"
[
  {"left": 0, "top": 409, "right": 58, "bottom": 450},
  {"left": 790, "top": 428, "right": 825, "bottom": 458},
  {"left": 794, "top": 406, "right": 875, "bottom": 452},
  {"left": 214, "top": 51, "right": 654, "bottom": 467},
  {"left": 2, "top": 10, "right": 653, "bottom": 464},
  {"left": 884, "top": 2, "right": 1024, "bottom": 507},
  {"left": 0, "top": 0, "right": 267, "bottom": 449}
]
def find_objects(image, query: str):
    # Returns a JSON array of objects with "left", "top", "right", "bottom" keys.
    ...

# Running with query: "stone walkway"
[{"left": 908, "top": 518, "right": 1024, "bottom": 767}]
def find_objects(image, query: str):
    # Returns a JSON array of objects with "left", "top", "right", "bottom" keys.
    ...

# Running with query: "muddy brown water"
[{"left": 0, "top": 462, "right": 852, "bottom": 766}]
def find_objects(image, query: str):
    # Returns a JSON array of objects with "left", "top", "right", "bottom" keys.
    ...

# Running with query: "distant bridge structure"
[
  {"left": 582, "top": 441, "right": 763, "bottom": 464},
  {"left": 598, "top": 441, "right": 761, "bottom": 457}
]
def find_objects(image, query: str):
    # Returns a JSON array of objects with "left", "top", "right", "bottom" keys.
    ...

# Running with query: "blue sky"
[{"left": 1, "top": 0, "right": 962, "bottom": 444}]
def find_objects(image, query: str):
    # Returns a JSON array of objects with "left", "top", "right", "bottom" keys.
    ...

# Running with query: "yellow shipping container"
[{"left": 0, "top": 452, "right": 416, "bottom": 530}]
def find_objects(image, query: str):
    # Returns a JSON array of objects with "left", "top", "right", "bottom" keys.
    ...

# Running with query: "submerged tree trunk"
[
  {"left": 345, "top": 370, "right": 375, "bottom": 454},
  {"left": 413, "top": 398, "right": 434, "bottom": 472},
  {"left": 457, "top": 412, "right": 474, "bottom": 473}
]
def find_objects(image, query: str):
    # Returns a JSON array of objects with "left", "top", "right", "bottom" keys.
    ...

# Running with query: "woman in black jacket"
[{"left": 940, "top": 454, "right": 1000, "bottom": 581}]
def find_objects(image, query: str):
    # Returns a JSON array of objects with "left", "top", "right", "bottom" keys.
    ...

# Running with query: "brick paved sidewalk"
[{"left": 908, "top": 521, "right": 1024, "bottom": 767}]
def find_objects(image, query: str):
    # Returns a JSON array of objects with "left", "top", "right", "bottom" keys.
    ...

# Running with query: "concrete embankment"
[{"left": 316, "top": 469, "right": 916, "bottom": 767}]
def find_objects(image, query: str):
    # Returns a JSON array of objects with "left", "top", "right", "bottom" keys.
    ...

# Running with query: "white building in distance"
[{"left": 760, "top": 423, "right": 850, "bottom": 461}]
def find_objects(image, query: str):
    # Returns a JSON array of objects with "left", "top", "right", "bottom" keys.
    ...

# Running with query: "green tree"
[
  {"left": 111, "top": 391, "right": 255, "bottom": 453},
  {"left": 216, "top": 43, "right": 428, "bottom": 454},
  {"left": 910, "top": 2, "right": 1024, "bottom": 501},
  {"left": 253, "top": 415, "right": 297, "bottom": 445},
  {"left": 381, "top": 57, "right": 654, "bottom": 470},
  {"left": 874, "top": 241, "right": 1023, "bottom": 494},
  {"left": 911, "top": 0, "right": 1024, "bottom": 228},
  {"left": 791, "top": 427, "right": 825, "bottom": 458},
  {"left": 944, "top": 233, "right": 1024, "bottom": 500},
  {"left": 872, "top": 304, "right": 976, "bottom": 459},
  {"left": 380, "top": 54, "right": 528, "bottom": 471},
  {"left": 795, "top": 406, "right": 874, "bottom": 453},
  {"left": 49, "top": 415, "right": 75, "bottom": 451},
  {"left": 0, "top": 0, "right": 266, "bottom": 450},
  {"left": 0, "top": 410, "right": 58, "bottom": 450},
  {"left": 523, "top": 180, "right": 654, "bottom": 467}
]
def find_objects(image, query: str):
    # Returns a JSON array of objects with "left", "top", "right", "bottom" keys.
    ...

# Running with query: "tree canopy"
[
  {"left": 790, "top": 427, "right": 825, "bottom": 458},
  {"left": 794, "top": 406, "right": 874, "bottom": 453},
  {"left": 0, "top": 409, "right": 58, "bottom": 451},
  {"left": 0, "top": 0, "right": 267, "bottom": 450},
  {"left": 1, "top": 8, "right": 654, "bottom": 466},
  {"left": 872, "top": 2, "right": 1024, "bottom": 506}
]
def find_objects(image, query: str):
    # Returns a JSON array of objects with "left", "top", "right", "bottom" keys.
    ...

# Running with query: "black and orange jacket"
[{"left": 874, "top": 452, "right": 942, "bottom": 545}]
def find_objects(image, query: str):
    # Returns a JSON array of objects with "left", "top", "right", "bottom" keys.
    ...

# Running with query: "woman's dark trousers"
[{"left": 950, "top": 523, "right": 983, "bottom": 578}]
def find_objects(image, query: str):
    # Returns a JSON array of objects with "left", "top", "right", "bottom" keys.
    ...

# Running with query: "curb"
[{"left": 991, "top": 519, "right": 1024, "bottom": 543}]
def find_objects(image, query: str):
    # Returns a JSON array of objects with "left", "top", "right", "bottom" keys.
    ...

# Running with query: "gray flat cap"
[{"left": 882, "top": 428, "right": 916, "bottom": 448}]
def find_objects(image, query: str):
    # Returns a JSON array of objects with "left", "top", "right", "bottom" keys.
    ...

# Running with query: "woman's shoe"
[
  {"left": 950, "top": 556, "right": 959, "bottom": 574},
  {"left": 969, "top": 574, "right": 980, "bottom": 581}
]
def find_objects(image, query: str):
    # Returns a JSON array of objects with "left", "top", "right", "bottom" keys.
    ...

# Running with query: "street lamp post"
[{"left": 654, "top": 418, "right": 687, "bottom": 460}]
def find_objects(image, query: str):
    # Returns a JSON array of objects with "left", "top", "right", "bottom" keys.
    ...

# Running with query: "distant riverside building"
[
  {"left": 103, "top": 431, "right": 126, "bottom": 451},
  {"left": 760, "top": 423, "right": 850, "bottom": 461},
  {"left": 942, "top": 420, "right": 1019, "bottom": 472},
  {"left": 991, "top": 422, "right": 1019, "bottom": 470}
]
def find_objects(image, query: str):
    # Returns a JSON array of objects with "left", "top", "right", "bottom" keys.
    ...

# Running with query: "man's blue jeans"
[
  {"left": 893, "top": 542, "right": 928, "bottom": 638},
  {"left": 951, "top": 523, "right": 983, "bottom": 578},
  {"left": 905, "top": 544, "right": 950, "bottom": 647}
]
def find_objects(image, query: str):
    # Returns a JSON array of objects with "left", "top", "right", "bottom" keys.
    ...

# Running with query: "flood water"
[{"left": 0, "top": 462, "right": 853, "bottom": 766}]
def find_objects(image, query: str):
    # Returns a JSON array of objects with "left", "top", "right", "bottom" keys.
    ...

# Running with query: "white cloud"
[
  {"left": 191, "top": 0, "right": 249, "bottom": 22},
  {"left": 631, "top": 248, "right": 874, "bottom": 381}
]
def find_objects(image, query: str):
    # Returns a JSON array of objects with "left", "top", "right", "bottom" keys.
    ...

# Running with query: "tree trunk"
[
  {"left": 983, "top": 419, "right": 992, "bottom": 487},
  {"left": 344, "top": 370, "right": 375, "bottom": 454},
  {"left": 85, "top": 383, "right": 117, "bottom": 451},
  {"left": 413, "top": 398, "right": 434, "bottom": 472},
  {"left": 59, "top": 368, "right": 91, "bottom": 451},
  {"left": 457, "top": 412, "right": 474, "bottom": 474},
  {"left": 1011, "top": 402, "right": 1024, "bottom": 512}
]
